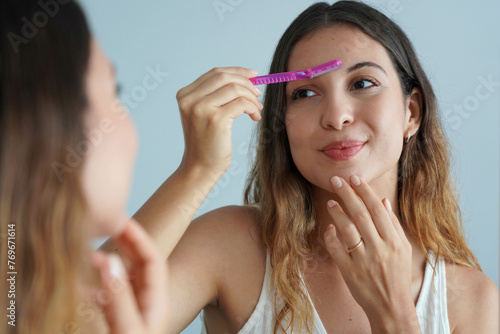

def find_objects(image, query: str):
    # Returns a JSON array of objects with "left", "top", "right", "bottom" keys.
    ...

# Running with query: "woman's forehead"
[{"left": 287, "top": 25, "right": 392, "bottom": 73}]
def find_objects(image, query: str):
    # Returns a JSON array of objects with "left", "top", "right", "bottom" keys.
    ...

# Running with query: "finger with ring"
[{"left": 347, "top": 237, "right": 364, "bottom": 254}]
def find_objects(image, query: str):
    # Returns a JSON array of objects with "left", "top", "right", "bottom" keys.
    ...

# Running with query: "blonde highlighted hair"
[
  {"left": 1, "top": 1, "right": 93, "bottom": 332},
  {"left": 244, "top": 1, "right": 480, "bottom": 333}
]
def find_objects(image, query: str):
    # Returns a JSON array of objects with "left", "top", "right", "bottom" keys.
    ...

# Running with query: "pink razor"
[{"left": 250, "top": 59, "right": 342, "bottom": 85}]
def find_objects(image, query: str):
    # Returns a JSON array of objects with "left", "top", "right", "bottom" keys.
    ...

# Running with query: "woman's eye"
[
  {"left": 291, "top": 89, "right": 316, "bottom": 100},
  {"left": 352, "top": 79, "right": 375, "bottom": 90}
]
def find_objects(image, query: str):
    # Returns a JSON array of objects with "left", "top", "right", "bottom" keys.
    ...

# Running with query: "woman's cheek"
[{"left": 81, "top": 115, "right": 138, "bottom": 237}]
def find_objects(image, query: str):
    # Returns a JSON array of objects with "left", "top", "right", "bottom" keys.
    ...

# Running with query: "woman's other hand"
[{"left": 91, "top": 219, "right": 169, "bottom": 334}]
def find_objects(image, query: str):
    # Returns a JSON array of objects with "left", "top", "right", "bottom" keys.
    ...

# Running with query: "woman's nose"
[{"left": 320, "top": 92, "right": 353, "bottom": 130}]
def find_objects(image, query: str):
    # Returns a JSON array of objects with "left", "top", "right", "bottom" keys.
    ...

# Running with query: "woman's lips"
[{"left": 321, "top": 140, "right": 365, "bottom": 161}]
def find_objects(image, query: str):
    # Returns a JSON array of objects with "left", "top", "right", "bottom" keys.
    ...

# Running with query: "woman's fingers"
[
  {"left": 196, "top": 70, "right": 261, "bottom": 99},
  {"left": 329, "top": 176, "right": 379, "bottom": 244},
  {"left": 91, "top": 219, "right": 168, "bottom": 333},
  {"left": 112, "top": 219, "right": 159, "bottom": 266},
  {"left": 183, "top": 67, "right": 258, "bottom": 95},
  {"left": 383, "top": 198, "right": 408, "bottom": 242},
  {"left": 178, "top": 67, "right": 259, "bottom": 101},
  {"left": 201, "top": 83, "right": 262, "bottom": 120},
  {"left": 111, "top": 219, "right": 168, "bottom": 324},
  {"left": 91, "top": 251, "right": 143, "bottom": 334},
  {"left": 177, "top": 69, "right": 262, "bottom": 119},
  {"left": 325, "top": 176, "right": 410, "bottom": 257},
  {"left": 347, "top": 176, "right": 397, "bottom": 241},
  {"left": 220, "top": 97, "right": 262, "bottom": 121},
  {"left": 324, "top": 224, "right": 350, "bottom": 265},
  {"left": 325, "top": 199, "right": 364, "bottom": 252}
]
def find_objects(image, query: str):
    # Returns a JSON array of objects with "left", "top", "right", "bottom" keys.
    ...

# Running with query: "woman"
[
  {"left": 0, "top": 1, "right": 164, "bottom": 332},
  {"left": 0, "top": 1, "right": 259, "bottom": 333},
  {"left": 130, "top": 1, "right": 498, "bottom": 333}
]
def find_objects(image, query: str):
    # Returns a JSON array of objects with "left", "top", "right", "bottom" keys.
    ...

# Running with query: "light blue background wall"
[{"left": 82, "top": 1, "right": 500, "bottom": 332}]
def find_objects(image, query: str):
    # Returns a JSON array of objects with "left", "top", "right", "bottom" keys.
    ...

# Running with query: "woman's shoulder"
[
  {"left": 190, "top": 205, "right": 263, "bottom": 245},
  {"left": 182, "top": 205, "right": 266, "bottom": 267},
  {"left": 445, "top": 262, "right": 499, "bottom": 333},
  {"left": 186, "top": 205, "right": 268, "bottom": 328}
]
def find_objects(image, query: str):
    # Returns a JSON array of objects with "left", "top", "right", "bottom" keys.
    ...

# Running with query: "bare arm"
[
  {"left": 97, "top": 66, "right": 263, "bottom": 332},
  {"left": 100, "top": 66, "right": 262, "bottom": 260},
  {"left": 100, "top": 165, "right": 220, "bottom": 259}
]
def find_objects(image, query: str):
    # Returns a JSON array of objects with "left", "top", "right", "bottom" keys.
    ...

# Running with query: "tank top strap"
[{"left": 415, "top": 251, "right": 451, "bottom": 334}]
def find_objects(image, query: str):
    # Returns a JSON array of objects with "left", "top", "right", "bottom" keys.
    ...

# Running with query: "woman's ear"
[{"left": 405, "top": 87, "right": 422, "bottom": 136}]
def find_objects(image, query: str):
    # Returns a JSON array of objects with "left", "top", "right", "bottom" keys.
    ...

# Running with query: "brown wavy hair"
[
  {"left": 244, "top": 1, "right": 481, "bottom": 333},
  {"left": 0, "top": 1, "right": 92, "bottom": 333}
]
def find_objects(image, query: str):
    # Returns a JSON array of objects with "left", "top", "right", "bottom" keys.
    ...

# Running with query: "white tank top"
[{"left": 201, "top": 251, "right": 450, "bottom": 334}]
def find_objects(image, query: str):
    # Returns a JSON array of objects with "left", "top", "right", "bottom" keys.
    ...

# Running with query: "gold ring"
[{"left": 347, "top": 238, "right": 364, "bottom": 254}]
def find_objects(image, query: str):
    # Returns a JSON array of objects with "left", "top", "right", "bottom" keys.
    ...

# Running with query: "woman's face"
[
  {"left": 82, "top": 39, "right": 138, "bottom": 236},
  {"left": 285, "top": 25, "right": 420, "bottom": 195}
]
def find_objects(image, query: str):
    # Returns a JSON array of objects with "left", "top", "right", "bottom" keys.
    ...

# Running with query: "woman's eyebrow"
[{"left": 346, "top": 61, "right": 387, "bottom": 76}]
